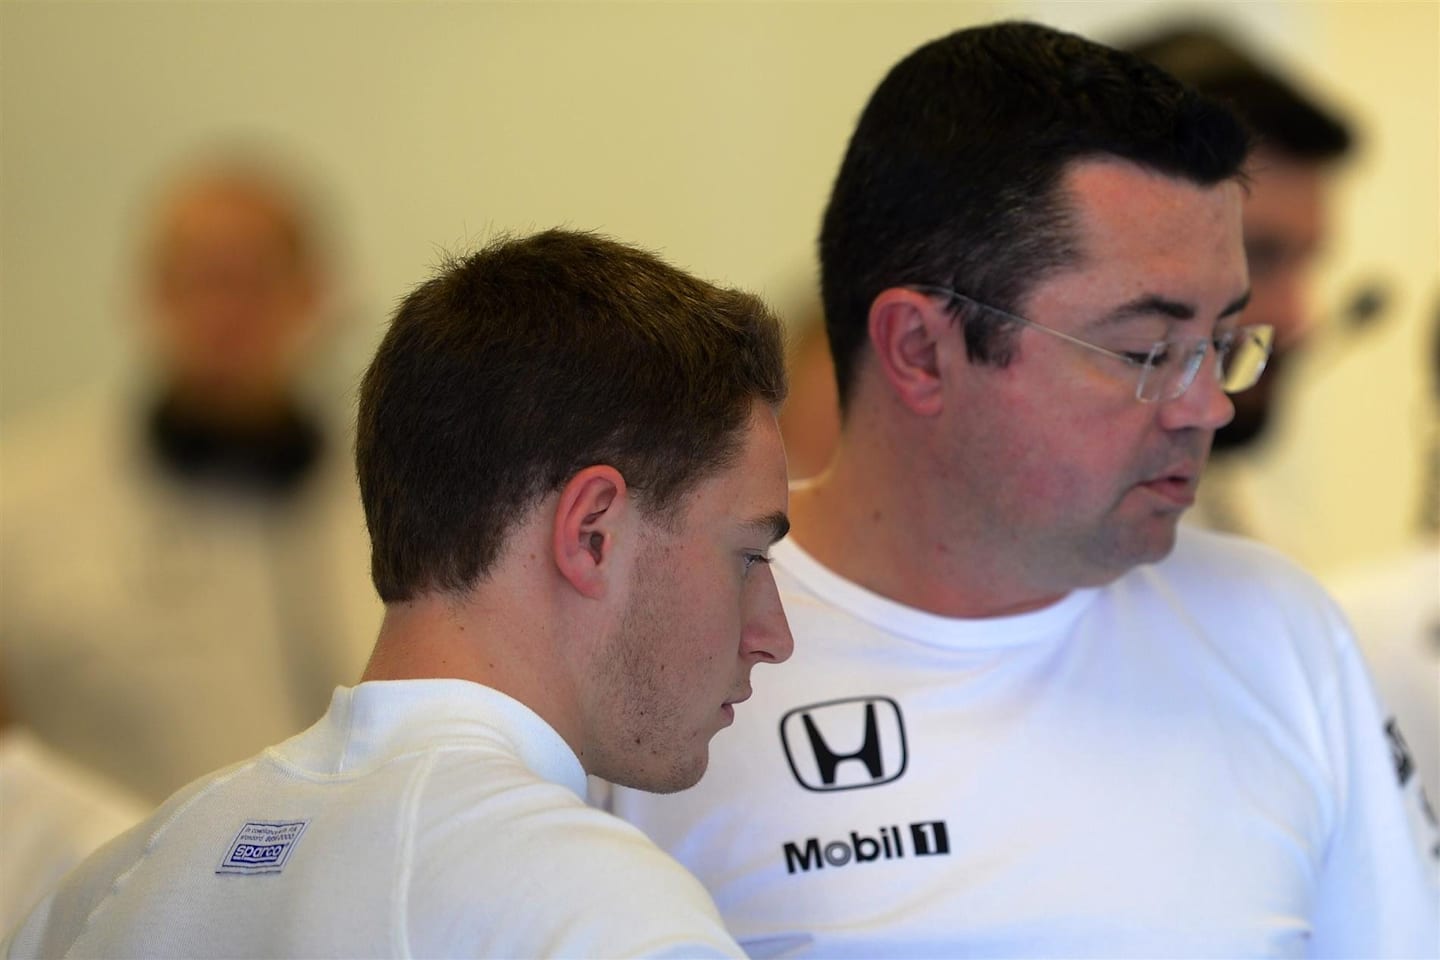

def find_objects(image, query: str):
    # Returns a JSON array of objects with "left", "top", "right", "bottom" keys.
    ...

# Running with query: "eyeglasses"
[{"left": 913, "top": 286, "right": 1275, "bottom": 403}]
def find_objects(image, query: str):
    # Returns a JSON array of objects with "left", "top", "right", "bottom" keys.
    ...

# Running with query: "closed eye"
[
  {"left": 1120, "top": 348, "right": 1160, "bottom": 367},
  {"left": 743, "top": 552, "right": 772, "bottom": 574}
]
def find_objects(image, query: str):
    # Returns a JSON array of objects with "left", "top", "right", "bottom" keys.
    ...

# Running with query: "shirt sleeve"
[{"left": 1307, "top": 605, "right": 1440, "bottom": 959}]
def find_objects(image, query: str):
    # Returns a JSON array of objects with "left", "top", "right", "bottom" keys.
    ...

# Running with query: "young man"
[
  {"left": 7, "top": 229, "right": 793, "bottom": 958},
  {"left": 607, "top": 22, "right": 1438, "bottom": 957}
]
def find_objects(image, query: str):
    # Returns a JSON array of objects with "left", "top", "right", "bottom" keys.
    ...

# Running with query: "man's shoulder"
[
  {"left": 3, "top": 757, "right": 240, "bottom": 959},
  {"left": 1143, "top": 526, "right": 1328, "bottom": 598},
  {"left": 1121, "top": 528, "right": 1360, "bottom": 695},
  {"left": 407, "top": 766, "right": 739, "bottom": 957},
  {"left": 417, "top": 750, "right": 683, "bottom": 863},
  {"left": 1170, "top": 523, "right": 1301, "bottom": 563}
]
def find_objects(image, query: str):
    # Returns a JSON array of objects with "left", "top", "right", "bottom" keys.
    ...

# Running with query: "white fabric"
[
  {"left": 0, "top": 387, "right": 381, "bottom": 802},
  {"left": 606, "top": 528, "right": 1440, "bottom": 958},
  {"left": 0, "top": 731, "right": 149, "bottom": 937},
  {"left": 6, "top": 680, "right": 743, "bottom": 959},
  {"left": 1330, "top": 544, "right": 1440, "bottom": 817}
]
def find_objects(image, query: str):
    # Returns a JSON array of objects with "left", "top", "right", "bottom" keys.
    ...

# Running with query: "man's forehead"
[
  {"left": 1243, "top": 147, "right": 1331, "bottom": 183},
  {"left": 725, "top": 408, "right": 790, "bottom": 529},
  {"left": 153, "top": 178, "right": 310, "bottom": 267},
  {"left": 1029, "top": 159, "right": 1247, "bottom": 320},
  {"left": 679, "top": 404, "right": 788, "bottom": 527},
  {"left": 1239, "top": 157, "right": 1328, "bottom": 246}
]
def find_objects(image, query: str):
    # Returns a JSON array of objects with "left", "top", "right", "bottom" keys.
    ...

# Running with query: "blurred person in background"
[
  {"left": 1331, "top": 307, "right": 1440, "bottom": 839},
  {"left": 1124, "top": 24, "right": 1356, "bottom": 541},
  {"left": 0, "top": 153, "right": 380, "bottom": 804}
]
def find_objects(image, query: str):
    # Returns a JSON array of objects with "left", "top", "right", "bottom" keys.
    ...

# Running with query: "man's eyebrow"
[
  {"left": 1097, "top": 295, "right": 1194, "bottom": 324},
  {"left": 1218, "top": 289, "right": 1252, "bottom": 320},
  {"left": 1094, "top": 289, "right": 1252, "bottom": 326},
  {"left": 747, "top": 511, "right": 791, "bottom": 545}
]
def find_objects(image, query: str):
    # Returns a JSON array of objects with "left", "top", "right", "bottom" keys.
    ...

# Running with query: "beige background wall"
[{"left": 2, "top": 0, "right": 1436, "bottom": 580}]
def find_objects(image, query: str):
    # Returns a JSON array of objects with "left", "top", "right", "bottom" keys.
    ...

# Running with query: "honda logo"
[{"left": 779, "top": 696, "right": 907, "bottom": 792}]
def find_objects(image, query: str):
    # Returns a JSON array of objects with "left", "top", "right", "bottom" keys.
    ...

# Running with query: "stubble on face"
[
  {"left": 584, "top": 404, "right": 789, "bottom": 789},
  {"left": 973, "top": 407, "right": 1212, "bottom": 597},
  {"left": 1085, "top": 430, "right": 1213, "bottom": 573},
  {"left": 590, "top": 533, "right": 715, "bottom": 795}
]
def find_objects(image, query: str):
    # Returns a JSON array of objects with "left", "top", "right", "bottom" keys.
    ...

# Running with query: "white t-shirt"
[
  {"left": 7, "top": 680, "right": 743, "bottom": 959},
  {"left": 606, "top": 528, "right": 1440, "bottom": 958},
  {"left": 0, "top": 731, "right": 149, "bottom": 936},
  {"left": 1330, "top": 544, "right": 1440, "bottom": 820}
]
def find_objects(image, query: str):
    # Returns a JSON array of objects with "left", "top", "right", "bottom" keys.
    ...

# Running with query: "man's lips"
[
  {"left": 1137, "top": 467, "right": 1199, "bottom": 507},
  {"left": 721, "top": 690, "right": 752, "bottom": 725}
]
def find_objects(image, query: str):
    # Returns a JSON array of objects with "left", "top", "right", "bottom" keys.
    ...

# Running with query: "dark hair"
[
  {"left": 1123, "top": 24, "right": 1353, "bottom": 163},
  {"left": 356, "top": 229, "right": 786, "bottom": 603},
  {"left": 818, "top": 20, "right": 1251, "bottom": 408}
]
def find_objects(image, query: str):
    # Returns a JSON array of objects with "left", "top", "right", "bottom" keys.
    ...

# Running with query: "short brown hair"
[{"left": 356, "top": 229, "right": 787, "bottom": 603}]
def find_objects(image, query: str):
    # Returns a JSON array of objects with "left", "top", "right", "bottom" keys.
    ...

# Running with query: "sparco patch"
[{"left": 217, "top": 820, "right": 309, "bottom": 875}]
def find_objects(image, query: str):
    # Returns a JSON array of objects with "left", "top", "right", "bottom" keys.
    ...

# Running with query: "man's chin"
[
  {"left": 609, "top": 752, "right": 708, "bottom": 796},
  {"left": 1092, "top": 516, "right": 1180, "bottom": 581}
]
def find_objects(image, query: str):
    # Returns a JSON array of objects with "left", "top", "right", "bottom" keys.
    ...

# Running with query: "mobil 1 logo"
[
  {"left": 779, "top": 696, "right": 906, "bottom": 792},
  {"left": 783, "top": 820, "right": 951, "bottom": 875}
]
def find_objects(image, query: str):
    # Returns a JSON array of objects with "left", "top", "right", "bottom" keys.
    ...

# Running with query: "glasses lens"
[
  {"left": 1218, "top": 326, "right": 1275, "bottom": 393},
  {"left": 1138, "top": 340, "right": 1209, "bottom": 402},
  {"left": 1134, "top": 341, "right": 1169, "bottom": 402}
]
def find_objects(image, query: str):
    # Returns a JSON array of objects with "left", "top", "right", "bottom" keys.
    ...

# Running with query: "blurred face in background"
[
  {"left": 1217, "top": 148, "right": 1330, "bottom": 451},
  {"left": 145, "top": 175, "right": 325, "bottom": 418}
]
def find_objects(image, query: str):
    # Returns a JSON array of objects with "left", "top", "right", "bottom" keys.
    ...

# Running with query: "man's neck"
[
  {"left": 789, "top": 428, "right": 1068, "bottom": 619},
  {"left": 360, "top": 588, "right": 588, "bottom": 759}
]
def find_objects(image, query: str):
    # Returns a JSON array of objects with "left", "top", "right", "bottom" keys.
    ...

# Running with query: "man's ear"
[
  {"left": 867, "top": 287, "right": 952, "bottom": 416},
  {"left": 552, "top": 465, "right": 629, "bottom": 599}
]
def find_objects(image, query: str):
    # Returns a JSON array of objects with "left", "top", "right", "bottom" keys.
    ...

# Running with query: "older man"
[{"left": 607, "top": 22, "right": 1437, "bottom": 957}]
